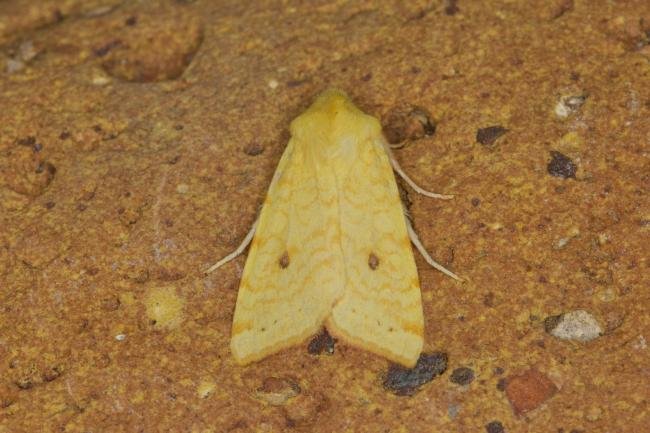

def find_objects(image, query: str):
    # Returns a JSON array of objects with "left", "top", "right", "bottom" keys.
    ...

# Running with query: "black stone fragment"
[
  {"left": 450, "top": 367, "right": 475, "bottom": 385},
  {"left": 383, "top": 352, "right": 448, "bottom": 396},
  {"left": 485, "top": 420, "right": 505, "bottom": 433},
  {"left": 476, "top": 126, "right": 508, "bottom": 146},
  {"left": 547, "top": 151, "right": 577, "bottom": 179}
]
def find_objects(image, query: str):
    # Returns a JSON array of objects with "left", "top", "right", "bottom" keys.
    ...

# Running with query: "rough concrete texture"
[{"left": 0, "top": 0, "right": 648, "bottom": 432}]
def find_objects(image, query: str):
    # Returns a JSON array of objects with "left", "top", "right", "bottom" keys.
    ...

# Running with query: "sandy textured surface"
[{"left": 1, "top": 0, "right": 649, "bottom": 432}]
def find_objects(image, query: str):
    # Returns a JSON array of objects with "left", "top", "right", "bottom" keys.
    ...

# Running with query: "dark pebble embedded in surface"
[
  {"left": 547, "top": 151, "right": 577, "bottom": 179},
  {"left": 383, "top": 352, "right": 448, "bottom": 396},
  {"left": 307, "top": 329, "right": 336, "bottom": 355},
  {"left": 485, "top": 420, "right": 505, "bottom": 433},
  {"left": 450, "top": 367, "right": 475, "bottom": 385},
  {"left": 476, "top": 126, "right": 508, "bottom": 146}
]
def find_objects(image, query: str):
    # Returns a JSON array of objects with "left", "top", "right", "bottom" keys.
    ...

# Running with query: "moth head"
[{"left": 290, "top": 89, "right": 382, "bottom": 147}]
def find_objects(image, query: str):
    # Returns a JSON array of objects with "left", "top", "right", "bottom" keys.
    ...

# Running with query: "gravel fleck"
[
  {"left": 383, "top": 352, "right": 448, "bottom": 396},
  {"left": 555, "top": 94, "right": 587, "bottom": 118},
  {"left": 450, "top": 367, "right": 475, "bottom": 385},
  {"left": 476, "top": 126, "right": 508, "bottom": 146},
  {"left": 447, "top": 403, "right": 461, "bottom": 419},
  {"left": 544, "top": 310, "right": 603, "bottom": 342},
  {"left": 485, "top": 420, "right": 505, "bottom": 433},
  {"left": 256, "top": 377, "right": 301, "bottom": 406},
  {"left": 504, "top": 369, "right": 558, "bottom": 414},
  {"left": 547, "top": 151, "right": 577, "bottom": 179}
]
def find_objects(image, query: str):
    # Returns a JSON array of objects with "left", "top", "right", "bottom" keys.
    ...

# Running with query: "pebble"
[
  {"left": 485, "top": 420, "right": 505, "bottom": 433},
  {"left": 447, "top": 403, "right": 461, "bottom": 419},
  {"left": 476, "top": 126, "right": 508, "bottom": 146},
  {"left": 544, "top": 310, "right": 603, "bottom": 342},
  {"left": 547, "top": 151, "right": 577, "bottom": 179},
  {"left": 450, "top": 367, "right": 475, "bottom": 385},
  {"left": 255, "top": 377, "right": 301, "bottom": 406},
  {"left": 383, "top": 352, "right": 448, "bottom": 396},
  {"left": 504, "top": 369, "right": 558, "bottom": 414},
  {"left": 554, "top": 94, "right": 587, "bottom": 118}
]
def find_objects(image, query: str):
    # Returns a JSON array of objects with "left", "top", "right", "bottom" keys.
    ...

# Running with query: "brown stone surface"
[
  {"left": 1, "top": 0, "right": 649, "bottom": 432},
  {"left": 505, "top": 369, "right": 558, "bottom": 415}
]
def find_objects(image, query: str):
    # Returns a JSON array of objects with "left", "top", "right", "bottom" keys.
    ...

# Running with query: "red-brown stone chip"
[{"left": 505, "top": 369, "right": 558, "bottom": 415}]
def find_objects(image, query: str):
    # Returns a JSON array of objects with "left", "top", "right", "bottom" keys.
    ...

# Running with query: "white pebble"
[
  {"left": 554, "top": 95, "right": 587, "bottom": 118},
  {"left": 268, "top": 79, "right": 279, "bottom": 89},
  {"left": 115, "top": 334, "right": 126, "bottom": 341},
  {"left": 549, "top": 310, "right": 602, "bottom": 342}
]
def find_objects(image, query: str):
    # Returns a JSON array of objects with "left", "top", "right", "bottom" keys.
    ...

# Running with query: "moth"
[{"left": 207, "top": 89, "right": 459, "bottom": 367}]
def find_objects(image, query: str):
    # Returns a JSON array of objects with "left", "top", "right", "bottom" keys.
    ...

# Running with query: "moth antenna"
[
  {"left": 383, "top": 140, "right": 454, "bottom": 199},
  {"left": 405, "top": 217, "right": 462, "bottom": 281},
  {"left": 205, "top": 219, "right": 258, "bottom": 274}
]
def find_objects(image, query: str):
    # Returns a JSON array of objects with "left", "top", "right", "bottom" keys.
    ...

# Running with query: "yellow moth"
[{"left": 207, "top": 89, "right": 459, "bottom": 368}]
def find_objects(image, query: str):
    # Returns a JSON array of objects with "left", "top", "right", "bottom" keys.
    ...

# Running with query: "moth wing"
[
  {"left": 230, "top": 139, "right": 344, "bottom": 365},
  {"left": 326, "top": 137, "right": 424, "bottom": 367}
]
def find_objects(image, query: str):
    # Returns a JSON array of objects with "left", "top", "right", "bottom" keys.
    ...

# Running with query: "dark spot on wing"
[
  {"left": 279, "top": 251, "right": 290, "bottom": 268},
  {"left": 368, "top": 253, "right": 380, "bottom": 270}
]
